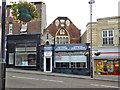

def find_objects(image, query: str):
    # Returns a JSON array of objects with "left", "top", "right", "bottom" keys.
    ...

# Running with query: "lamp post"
[
  {"left": 88, "top": 0, "right": 95, "bottom": 78},
  {"left": 0, "top": 0, "right": 6, "bottom": 90}
]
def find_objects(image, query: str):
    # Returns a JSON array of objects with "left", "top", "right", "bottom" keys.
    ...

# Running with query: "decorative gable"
[
  {"left": 45, "top": 17, "right": 81, "bottom": 44},
  {"left": 41, "top": 30, "right": 54, "bottom": 45}
]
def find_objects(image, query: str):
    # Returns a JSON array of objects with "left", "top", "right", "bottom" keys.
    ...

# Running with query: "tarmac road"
[{"left": 6, "top": 71, "right": 119, "bottom": 89}]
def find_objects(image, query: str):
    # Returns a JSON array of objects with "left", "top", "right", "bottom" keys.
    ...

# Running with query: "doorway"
[
  {"left": 44, "top": 57, "right": 52, "bottom": 72},
  {"left": 46, "top": 58, "right": 50, "bottom": 71}
]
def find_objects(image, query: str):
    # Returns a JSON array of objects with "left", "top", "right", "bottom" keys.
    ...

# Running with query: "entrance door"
[
  {"left": 44, "top": 57, "right": 52, "bottom": 72},
  {"left": 46, "top": 58, "right": 50, "bottom": 71}
]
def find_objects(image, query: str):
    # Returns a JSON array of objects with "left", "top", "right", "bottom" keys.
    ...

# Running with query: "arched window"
[
  {"left": 66, "top": 37, "right": 68, "bottom": 44},
  {"left": 63, "top": 37, "right": 65, "bottom": 44},
  {"left": 55, "top": 28, "right": 70, "bottom": 44},
  {"left": 46, "top": 41, "right": 49, "bottom": 45},
  {"left": 57, "top": 37, "right": 59, "bottom": 44},
  {"left": 47, "top": 34, "right": 48, "bottom": 39},
  {"left": 60, "top": 37, "right": 62, "bottom": 44}
]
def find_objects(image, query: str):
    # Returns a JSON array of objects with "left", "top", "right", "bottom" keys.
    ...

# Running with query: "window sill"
[{"left": 102, "top": 44, "right": 114, "bottom": 46}]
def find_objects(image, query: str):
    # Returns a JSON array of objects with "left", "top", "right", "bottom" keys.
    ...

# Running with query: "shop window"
[
  {"left": 71, "top": 62, "right": 76, "bottom": 68},
  {"left": 95, "top": 60, "right": 114, "bottom": 75},
  {"left": 55, "top": 62, "right": 86, "bottom": 68},
  {"left": 71, "top": 62, "right": 86, "bottom": 68},
  {"left": 102, "top": 30, "right": 114, "bottom": 45},
  {"left": 56, "top": 62, "right": 69, "bottom": 68},
  {"left": 9, "top": 53, "right": 14, "bottom": 64},
  {"left": 61, "top": 62, "right": 69, "bottom": 68},
  {"left": 15, "top": 47, "right": 36, "bottom": 66}
]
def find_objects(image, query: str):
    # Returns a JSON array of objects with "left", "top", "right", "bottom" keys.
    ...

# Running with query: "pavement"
[{"left": 6, "top": 68, "right": 120, "bottom": 82}]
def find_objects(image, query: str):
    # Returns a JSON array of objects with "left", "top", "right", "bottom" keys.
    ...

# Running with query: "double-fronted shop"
[
  {"left": 53, "top": 43, "right": 90, "bottom": 75},
  {"left": 93, "top": 47, "right": 120, "bottom": 75},
  {"left": 6, "top": 34, "right": 40, "bottom": 69}
]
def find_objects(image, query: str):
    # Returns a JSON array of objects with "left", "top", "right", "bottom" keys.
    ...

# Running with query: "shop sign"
[
  {"left": 55, "top": 45, "right": 87, "bottom": 51},
  {"left": 44, "top": 51, "right": 52, "bottom": 56},
  {"left": 44, "top": 46, "right": 53, "bottom": 51}
]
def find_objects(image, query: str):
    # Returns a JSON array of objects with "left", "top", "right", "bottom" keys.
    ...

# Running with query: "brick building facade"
[
  {"left": 41, "top": 17, "right": 81, "bottom": 45},
  {"left": 1, "top": 2, "right": 47, "bottom": 69},
  {"left": 5, "top": 2, "right": 46, "bottom": 35}
]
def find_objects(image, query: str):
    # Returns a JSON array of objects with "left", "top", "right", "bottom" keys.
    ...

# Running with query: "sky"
[{"left": 0, "top": 0, "right": 119, "bottom": 35}]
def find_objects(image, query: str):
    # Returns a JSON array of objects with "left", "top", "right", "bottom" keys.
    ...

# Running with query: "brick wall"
[
  {"left": 5, "top": 2, "right": 46, "bottom": 35},
  {"left": 45, "top": 17, "right": 81, "bottom": 44}
]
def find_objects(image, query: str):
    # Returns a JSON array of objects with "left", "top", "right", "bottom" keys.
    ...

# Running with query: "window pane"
[
  {"left": 119, "top": 30, "right": 120, "bottom": 36},
  {"left": 63, "top": 37, "right": 65, "bottom": 44},
  {"left": 16, "top": 48, "right": 25, "bottom": 51},
  {"left": 26, "top": 47, "right": 36, "bottom": 51},
  {"left": 71, "top": 62, "right": 76, "bottom": 68},
  {"left": 61, "top": 62, "right": 69, "bottom": 68},
  {"left": 103, "top": 38, "right": 107, "bottom": 44},
  {"left": 76, "top": 62, "right": 81, "bottom": 68},
  {"left": 21, "top": 23, "right": 27, "bottom": 32},
  {"left": 119, "top": 30, "right": 120, "bottom": 44},
  {"left": 109, "top": 30, "right": 113, "bottom": 37},
  {"left": 15, "top": 53, "right": 36, "bottom": 66},
  {"left": 9, "top": 9, "right": 13, "bottom": 17},
  {"left": 56, "top": 62, "right": 61, "bottom": 68},
  {"left": 80, "top": 62, "right": 86, "bottom": 68},
  {"left": 109, "top": 37, "right": 113, "bottom": 44},
  {"left": 66, "top": 37, "right": 68, "bottom": 44},
  {"left": 9, "top": 53, "right": 14, "bottom": 64},
  {"left": 60, "top": 37, "right": 62, "bottom": 44},
  {"left": 119, "top": 37, "right": 120, "bottom": 44},
  {"left": 103, "top": 31, "right": 107, "bottom": 37},
  {"left": 57, "top": 37, "right": 59, "bottom": 44}
]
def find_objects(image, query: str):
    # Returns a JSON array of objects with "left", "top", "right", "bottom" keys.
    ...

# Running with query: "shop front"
[
  {"left": 53, "top": 43, "right": 90, "bottom": 76},
  {"left": 43, "top": 46, "right": 53, "bottom": 72},
  {"left": 6, "top": 34, "right": 40, "bottom": 69},
  {"left": 93, "top": 47, "right": 120, "bottom": 75}
]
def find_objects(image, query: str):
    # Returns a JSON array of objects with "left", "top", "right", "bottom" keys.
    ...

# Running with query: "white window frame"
[
  {"left": 56, "top": 36, "right": 69, "bottom": 44},
  {"left": 21, "top": 23, "right": 27, "bottom": 32},
  {"left": 9, "top": 24, "right": 13, "bottom": 34},
  {"left": 9, "top": 9, "right": 13, "bottom": 17},
  {"left": 102, "top": 30, "right": 114, "bottom": 45}
]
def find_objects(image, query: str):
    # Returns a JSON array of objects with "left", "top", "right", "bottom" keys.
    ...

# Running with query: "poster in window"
[
  {"left": 97, "top": 60, "right": 104, "bottom": 72},
  {"left": 107, "top": 61, "right": 114, "bottom": 72}
]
